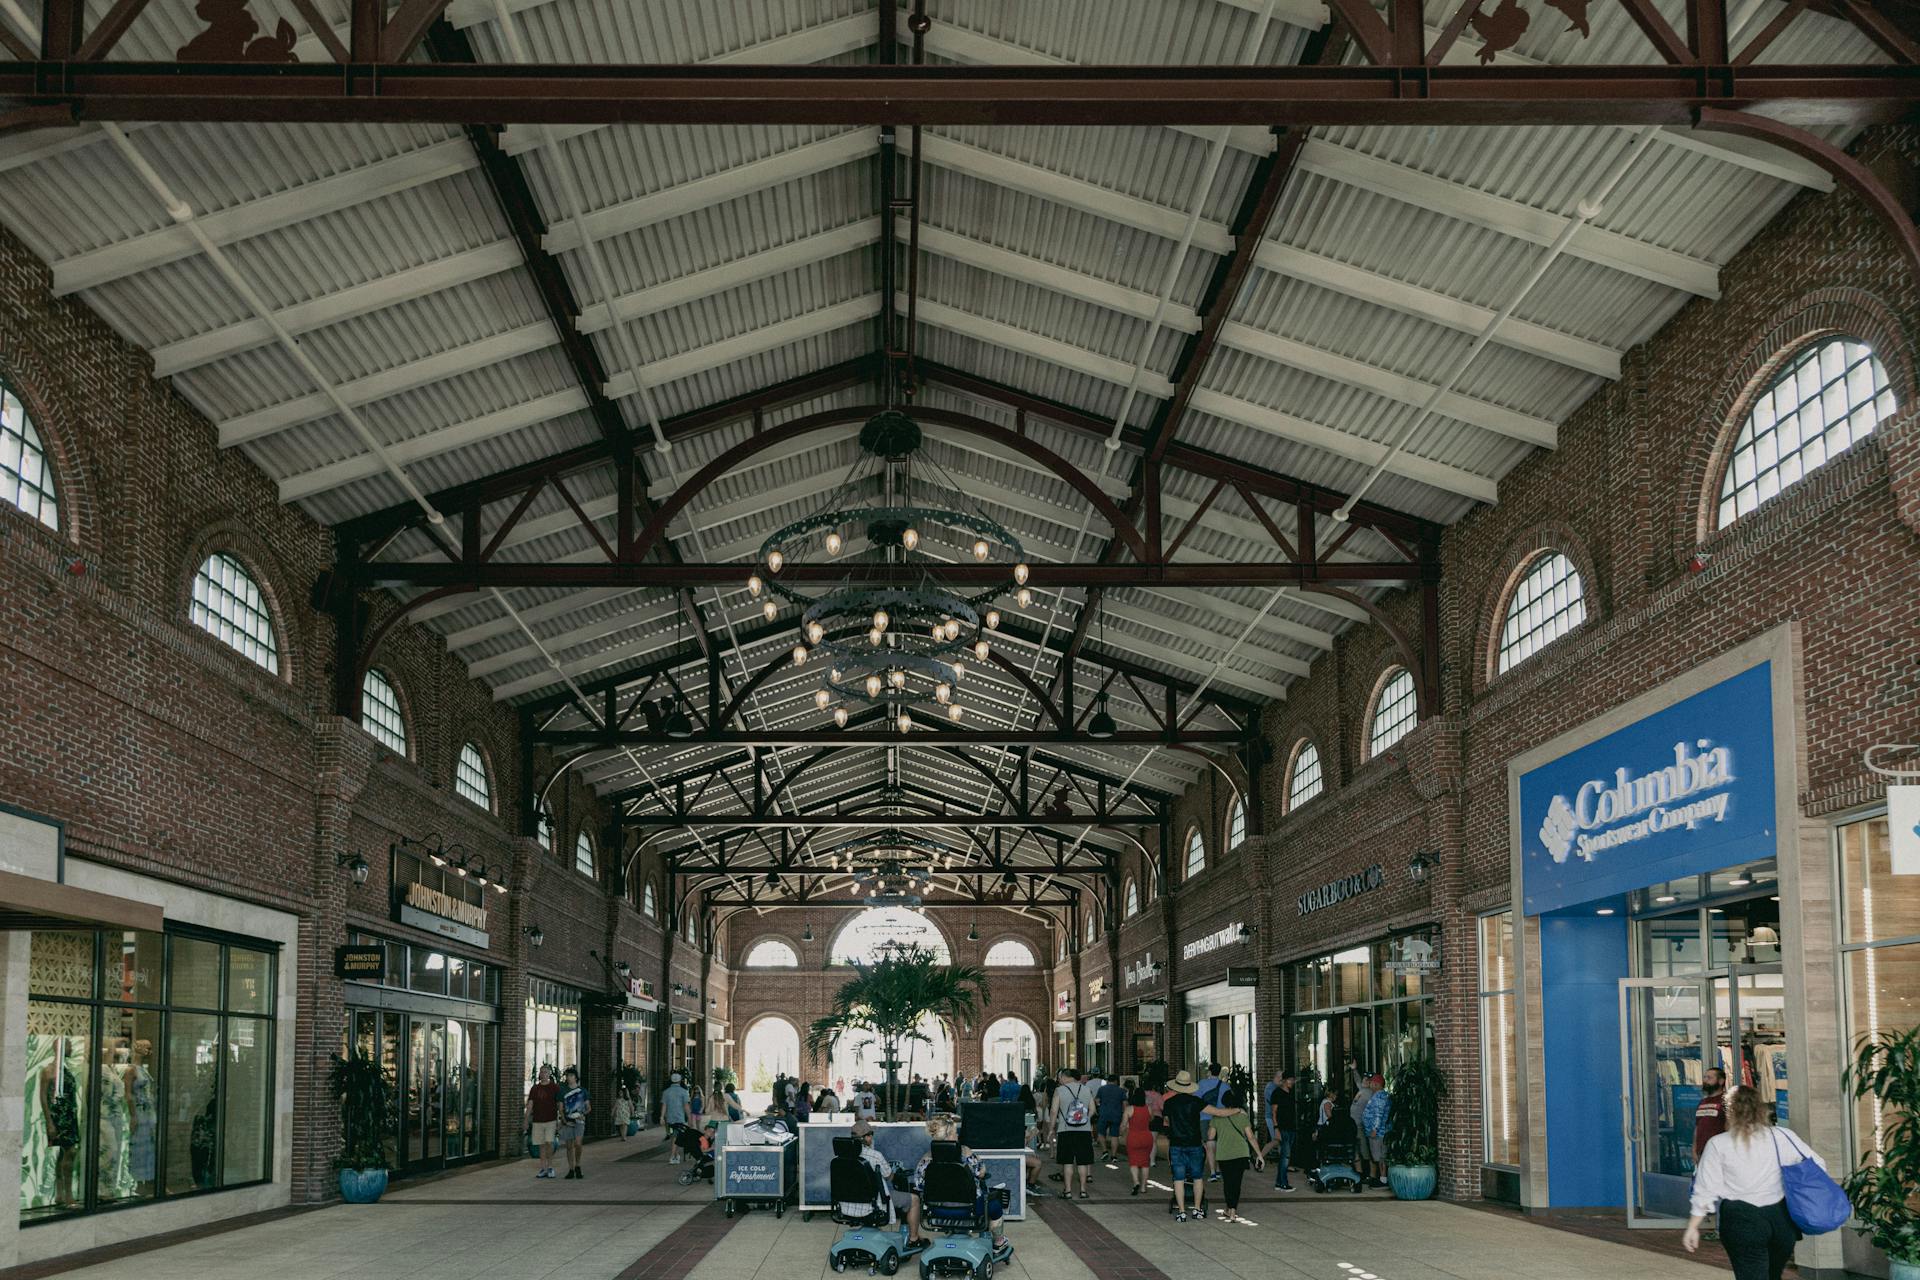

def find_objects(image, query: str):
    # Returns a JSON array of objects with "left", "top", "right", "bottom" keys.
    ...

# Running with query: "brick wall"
[{"left": 0, "top": 226, "right": 658, "bottom": 1201}]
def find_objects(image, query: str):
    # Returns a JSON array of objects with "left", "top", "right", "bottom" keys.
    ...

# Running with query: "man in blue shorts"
[
  {"left": 1161, "top": 1071, "right": 1209, "bottom": 1222},
  {"left": 1095, "top": 1074, "right": 1129, "bottom": 1167}
]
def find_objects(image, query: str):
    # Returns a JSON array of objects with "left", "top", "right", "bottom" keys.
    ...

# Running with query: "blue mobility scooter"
[
  {"left": 915, "top": 1141, "right": 1012, "bottom": 1280},
  {"left": 828, "top": 1135, "right": 924, "bottom": 1276}
]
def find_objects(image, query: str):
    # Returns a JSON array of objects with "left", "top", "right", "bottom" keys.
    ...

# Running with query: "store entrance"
[
  {"left": 349, "top": 1009, "right": 494, "bottom": 1173},
  {"left": 1619, "top": 877, "right": 1786, "bottom": 1226}
]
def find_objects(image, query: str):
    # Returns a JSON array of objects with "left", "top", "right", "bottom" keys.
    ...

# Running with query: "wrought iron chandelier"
[{"left": 745, "top": 410, "right": 1032, "bottom": 732}]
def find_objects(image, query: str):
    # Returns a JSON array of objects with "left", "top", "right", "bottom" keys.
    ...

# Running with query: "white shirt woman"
[{"left": 1684, "top": 1089, "right": 1826, "bottom": 1280}]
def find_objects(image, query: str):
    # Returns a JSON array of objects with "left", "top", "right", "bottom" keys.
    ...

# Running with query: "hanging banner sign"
[
  {"left": 1136, "top": 1001, "right": 1167, "bottom": 1024},
  {"left": 1182, "top": 922, "right": 1244, "bottom": 960},
  {"left": 1891, "top": 785, "right": 1920, "bottom": 876},
  {"left": 1298, "top": 865, "right": 1385, "bottom": 917}
]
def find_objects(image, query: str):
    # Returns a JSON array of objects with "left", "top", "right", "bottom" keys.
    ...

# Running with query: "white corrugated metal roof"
[{"left": 0, "top": 0, "right": 1886, "bottom": 856}]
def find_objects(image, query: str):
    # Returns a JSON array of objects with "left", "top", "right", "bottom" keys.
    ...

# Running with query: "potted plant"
[
  {"left": 329, "top": 1051, "right": 395, "bottom": 1204},
  {"left": 807, "top": 944, "right": 989, "bottom": 1120},
  {"left": 1843, "top": 1024, "right": 1920, "bottom": 1279},
  {"left": 1383, "top": 1056, "right": 1445, "bottom": 1201}
]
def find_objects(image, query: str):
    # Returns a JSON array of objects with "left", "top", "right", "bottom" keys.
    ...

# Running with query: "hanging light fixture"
[
  {"left": 745, "top": 410, "right": 1027, "bottom": 732},
  {"left": 1087, "top": 697, "right": 1118, "bottom": 739}
]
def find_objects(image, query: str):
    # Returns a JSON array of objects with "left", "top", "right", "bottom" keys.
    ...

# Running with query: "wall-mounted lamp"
[
  {"left": 1408, "top": 851, "right": 1440, "bottom": 884},
  {"left": 1236, "top": 922, "right": 1253, "bottom": 943},
  {"left": 616, "top": 960, "right": 632, "bottom": 980},
  {"left": 802, "top": 924, "right": 814, "bottom": 942},
  {"left": 708, "top": 997, "right": 717, "bottom": 1009},
  {"left": 337, "top": 852, "right": 370, "bottom": 885},
  {"left": 967, "top": 921, "right": 979, "bottom": 941},
  {"left": 524, "top": 924, "right": 545, "bottom": 948}
]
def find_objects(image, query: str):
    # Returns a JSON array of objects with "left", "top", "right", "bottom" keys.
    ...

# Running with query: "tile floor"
[{"left": 10, "top": 1145, "right": 1743, "bottom": 1280}]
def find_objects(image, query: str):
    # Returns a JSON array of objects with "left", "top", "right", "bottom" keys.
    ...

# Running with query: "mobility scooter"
[
  {"left": 828, "top": 1134, "right": 925, "bottom": 1276},
  {"left": 915, "top": 1141, "right": 1013, "bottom": 1280}
]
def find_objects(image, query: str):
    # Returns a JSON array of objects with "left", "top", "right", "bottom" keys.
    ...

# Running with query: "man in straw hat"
[{"left": 1161, "top": 1071, "right": 1210, "bottom": 1222}]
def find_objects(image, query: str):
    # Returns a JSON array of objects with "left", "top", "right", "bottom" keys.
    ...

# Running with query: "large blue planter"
[
  {"left": 1387, "top": 1164, "right": 1436, "bottom": 1201},
  {"left": 338, "top": 1168, "right": 389, "bottom": 1204}
]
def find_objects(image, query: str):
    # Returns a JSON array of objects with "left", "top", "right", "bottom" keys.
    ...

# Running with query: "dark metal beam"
[
  {"left": 360, "top": 558, "right": 1422, "bottom": 589},
  {"left": 631, "top": 813, "right": 1143, "bottom": 828},
  {"left": 542, "top": 728, "right": 1247, "bottom": 746},
  {"left": 5, "top": 62, "right": 1915, "bottom": 128}
]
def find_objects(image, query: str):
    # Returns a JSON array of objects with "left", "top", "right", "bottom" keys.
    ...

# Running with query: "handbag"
[{"left": 1771, "top": 1131, "right": 1851, "bottom": 1235}]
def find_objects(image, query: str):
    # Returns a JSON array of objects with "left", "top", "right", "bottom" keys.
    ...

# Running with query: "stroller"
[
  {"left": 1308, "top": 1110, "right": 1365, "bottom": 1194},
  {"left": 675, "top": 1123, "right": 716, "bottom": 1186},
  {"left": 827, "top": 1135, "right": 924, "bottom": 1276},
  {"left": 917, "top": 1141, "right": 1012, "bottom": 1280}
]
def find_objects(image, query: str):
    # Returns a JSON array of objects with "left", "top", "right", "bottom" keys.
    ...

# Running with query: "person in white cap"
[{"left": 660, "top": 1071, "right": 691, "bottom": 1163}]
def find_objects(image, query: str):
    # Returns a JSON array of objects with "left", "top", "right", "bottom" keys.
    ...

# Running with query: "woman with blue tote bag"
[{"left": 1684, "top": 1087, "right": 1850, "bottom": 1280}]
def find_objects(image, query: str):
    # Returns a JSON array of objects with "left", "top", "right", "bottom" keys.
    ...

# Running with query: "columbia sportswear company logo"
[{"left": 1538, "top": 740, "right": 1736, "bottom": 865}]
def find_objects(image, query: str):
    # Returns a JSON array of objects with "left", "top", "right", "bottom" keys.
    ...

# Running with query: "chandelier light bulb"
[
  {"left": 930, "top": 622, "right": 945, "bottom": 640},
  {"left": 868, "top": 628, "right": 883, "bottom": 645},
  {"left": 761, "top": 600, "right": 779, "bottom": 621},
  {"left": 791, "top": 645, "right": 809, "bottom": 666},
  {"left": 865, "top": 674, "right": 884, "bottom": 698},
  {"left": 889, "top": 669, "right": 908, "bottom": 689},
  {"left": 948, "top": 703, "right": 965, "bottom": 721},
  {"left": 897, "top": 711, "right": 913, "bottom": 733},
  {"left": 935, "top": 682, "right": 952, "bottom": 704},
  {"left": 1013, "top": 562, "right": 1030, "bottom": 585},
  {"left": 830, "top": 666, "right": 843, "bottom": 684},
  {"left": 952, "top": 661, "right": 966, "bottom": 681},
  {"left": 767, "top": 549, "right": 784, "bottom": 573},
  {"left": 873, "top": 609, "right": 889, "bottom": 632},
  {"left": 985, "top": 609, "right": 1000, "bottom": 630},
  {"left": 824, "top": 531, "right": 843, "bottom": 556},
  {"left": 902, "top": 527, "right": 920, "bottom": 551},
  {"left": 1016, "top": 587, "right": 1033, "bottom": 608},
  {"left": 747, "top": 574, "right": 763, "bottom": 597},
  {"left": 833, "top": 706, "right": 849, "bottom": 728},
  {"left": 944, "top": 620, "right": 961, "bottom": 641},
  {"left": 972, "top": 538, "right": 990, "bottom": 561},
  {"left": 973, "top": 639, "right": 990, "bottom": 661},
  {"left": 807, "top": 621, "right": 826, "bottom": 644},
  {"left": 814, "top": 688, "right": 832, "bottom": 710}
]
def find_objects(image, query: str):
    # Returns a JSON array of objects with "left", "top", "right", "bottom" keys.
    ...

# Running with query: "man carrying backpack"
[{"left": 1051, "top": 1066, "right": 1096, "bottom": 1200}]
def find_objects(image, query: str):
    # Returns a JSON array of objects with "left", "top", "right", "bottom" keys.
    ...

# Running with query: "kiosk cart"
[
  {"left": 798, "top": 1121, "right": 1028, "bottom": 1221},
  {"left": 717, "top": 1129, "right": 798, "bottom": 1218}
]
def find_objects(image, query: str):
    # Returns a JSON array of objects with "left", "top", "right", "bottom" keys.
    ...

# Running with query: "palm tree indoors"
[{"left": 807, "top": 943, "right": 988, "bottom": 1120}]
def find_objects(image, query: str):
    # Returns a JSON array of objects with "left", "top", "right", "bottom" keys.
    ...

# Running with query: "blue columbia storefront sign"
[{"left": 1518, "top": 661, "right": 1776, "bottom": 915}]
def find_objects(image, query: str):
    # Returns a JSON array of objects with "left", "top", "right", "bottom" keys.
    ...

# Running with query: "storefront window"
[
  {"left": 1287, "top": 930, "right": 1435, "bottom": 1094},
  {"left": 1839, "top": 814, "right": 1918, "bottom": 1160},
  {"left": 21, "top": 929, "right": 278, "bottom": 1225},
  {"left": 526, "top": 978, "right": 585, "bottom": 1082},
  {"left": 1478, "top": 911, "right": 1522, "bottom": 1168}
]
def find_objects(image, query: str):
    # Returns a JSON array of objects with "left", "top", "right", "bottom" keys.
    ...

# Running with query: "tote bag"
[{"left": 1771, "top": 1131, "right": 1852, "bottom": 1235}]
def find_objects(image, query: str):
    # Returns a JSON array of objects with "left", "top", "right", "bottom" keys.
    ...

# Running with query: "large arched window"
[
  {"left": 1366, "top": 667, "right": 1418, "bottom": 760},
  {"left": 1719, "top": 336, "right": 1892, "bottom": 528},
  {"left": 1184, "top": 828, "right": 1206, "bottom": 881},
  {"left": 830, "top": 906, "right": 950, "bottom": 964},
  {"left": 984, "top": 938, "right": 1036, "bottom": 967},
  {"left": 536, "top": 801, "right": 554, "bottom": 852},
  {"left": 574, "top": 831, "right": 595, "bottom": 878},
  {"left": 1124, "top": 879, "right": 1139, "bottom": 919},
  {"left": 190, "top": 552, "right": 280, "bottom": 674},
  {"left": 1084, "top": 910, "right": 1096, "bottom": 944},
  {"left": 1496, "top": 551, "right": 1587, "bottom": 675},
  {"left": 1227, "top": 798, "right": 1247, "bottom": 851},
  {"left": 455, "top": 742, "right": 491, "bottom": 811},
  {"left": 1286, "top": 740, "right": 1324, "bottom": 812},
  {"left": 360, "top": 669, "right": 408, "bottom": 755},
  {"left": 0, "top": 378, "right": 59, "bottom": 531},
  {"left": 744, "top": 939, "right": 799, "bottom": 967}
]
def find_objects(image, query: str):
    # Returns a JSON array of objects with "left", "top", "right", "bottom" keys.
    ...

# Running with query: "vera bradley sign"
[{"left": 1518, "top": 661, "right": 1777, "bottom": 915}]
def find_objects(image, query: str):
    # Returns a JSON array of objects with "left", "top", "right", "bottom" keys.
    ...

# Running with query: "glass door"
[{"left": 1619, "top": 976, "right": 1711, "bottom": 1226}]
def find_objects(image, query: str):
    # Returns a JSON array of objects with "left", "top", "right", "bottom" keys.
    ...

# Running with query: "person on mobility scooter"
[
  {"left": 829, "top": 1121, "right": 926, "bottom": 1276},
  {"left": 909, "top": 1117, "right": 1012, "bottom": 1280}
]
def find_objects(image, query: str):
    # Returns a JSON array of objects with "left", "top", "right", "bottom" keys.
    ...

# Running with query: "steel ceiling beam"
[
  {"left": 541, "top": 728, "right": 1247, "bottom": 746},
  {"left": 5, "top": 63, "right": 1916, "bottom": 128},
  {"left": 360, "top": 557, "right": 1421, "bottom": 589}
]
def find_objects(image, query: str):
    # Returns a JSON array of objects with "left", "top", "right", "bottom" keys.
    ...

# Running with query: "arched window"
[
  {"left": 1286, "top": 741, "right": 1324, "bottom": 812},
  {"left": 1084, "top": 910, "right": 1096, "bottom": 944},
  {"left": 830, "top": 906, "right": 950, "bottom": 964},
  {"left": 190, "top": 552, "right": 280, "bottom": 674},
  {"left": 1, "top": 380, "right": 59, "bottom": 530},
  {"left": 574, "top": 831, "right": 594, "bottom": 878},
  {"left": 536, "top": 802, "right": 554, "bottom": 852},
  {"left": 1496, "top": 551, "right": 1587, "bottom": 675},
  {"left": 1184, "top": 828, "right": 1206, "bottom": 881},
  {"left": 1367, "top": 667, "right": 1418, "bottom": 760},
  {"left": 1227, "top": 798, "right": 1247, "bottom": 850},
  {"left": 455, "top": 742, "right": 491, "bottom": 810},
  {"left": 642, "top": 880, "right": 656, "bottom": 918},
  {"left": 744, "top": 939, "right": 799, "bottom": 967},
  {"left": 685, "top": 914, "right": 698, "bottom": 945},
  {"left": 1719, "top": 336, "right": 1892, "bottom": 528},
  {"left": 360, "top": 669, "right": 408, "bottom": 755},
  {"left": 984, "top": 938, "right": 1036, "bottom": 966},
  {"left": 1124, "top": 879, "right": 1139, "bottom": 919}
]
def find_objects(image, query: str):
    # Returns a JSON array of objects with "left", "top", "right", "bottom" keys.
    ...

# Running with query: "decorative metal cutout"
[
  {"left": 1545, "top": 0, "right": 1592, "bottom": 36},
  {"left": 178, "top": 0, "right": 298, "bottom": 62},
  {"left": 1470, "top": 0, "right": 1531, "bottom": 61}
]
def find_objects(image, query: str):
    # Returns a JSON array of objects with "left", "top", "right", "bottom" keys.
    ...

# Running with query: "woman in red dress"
[{"left": 1124, "top": 1086, "right": 1155, "bottom": 1195}]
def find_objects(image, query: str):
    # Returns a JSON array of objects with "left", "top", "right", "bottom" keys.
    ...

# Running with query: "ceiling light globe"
[
  {"left": 935, "top": 682, "right": 952, "bottom": 704},
  {"left": 747, "top": 574, "right": 763, "bottom": 597},
  {"left": 806, "top": 621, "right": 825, "bottom": 644},
  {"left": 824, "top": 531, "right": 843, "bottom": 556},
  {"left": 947, "top": 703, "right": 964, "bottom": 721},
  {"left": 791, "top": 645, "right": 808, "bottom": 666},
  {"left": 873, "top": 609, "right": 889, "bottom": 631},
  {"left": 868, "top": 628, "right": 883, "bottom": 645},
  {"left": 973, "top": 639, "right": 990, "bottom": 661},
  {"left": 1013, "top": 562, "right": 1030, "bottom": 585},
  {"left": 1016, "top": 587, "right": 1033, "bottom": 608},
  {"left": 865, "top": 674, "right": 884, "bottom": 697},
  {"left": 897, "top": 711, "right": 913, "bottom": 733},
  {"left": 985, "top": 609, "right": 1000, "bottom": 630},
  {"left": 972, "top": 538, "right": 990, "bottom": 561},
  {"left": 814, "top": 688, "right": 832, "bottom": 710},
  {"left": 833, "top": 706, "right": 849, "bottom": 728},
  {"left": 762, "top": 600, "right": 779, "bottom": 621},
  {"left": 951, "top": 661, "right": 966, "bottom": 682},
  {"left": 766, "top": 549, "right": 784, "bottom": 573},
  {"left": 889, "top": 669, "right": 907, "bottom": 689},
  {"left": 902, "top": 527, "right": 920, "bottom": 551}
]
